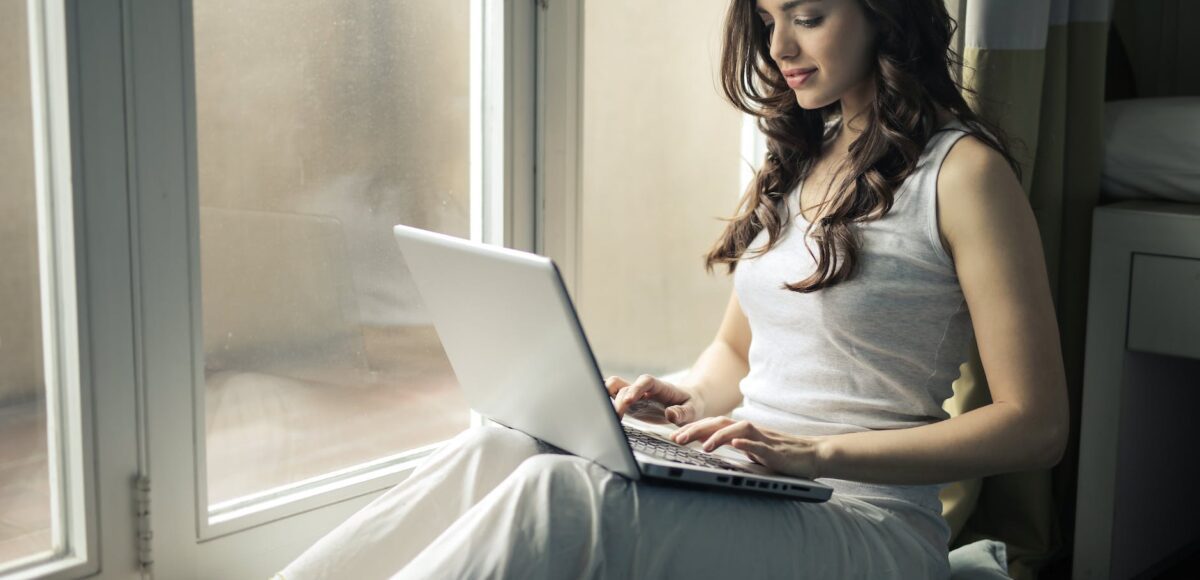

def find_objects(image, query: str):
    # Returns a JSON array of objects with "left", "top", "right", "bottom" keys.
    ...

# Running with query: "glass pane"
[
  {"left": 0, "top": 0, "right": 53, "bottom": 565},
  {"left": 193, "top": 0, "right": 472, "bottom": 506},
  {"left": 578, "top": 0, "right": 740, "bottom": 378}
]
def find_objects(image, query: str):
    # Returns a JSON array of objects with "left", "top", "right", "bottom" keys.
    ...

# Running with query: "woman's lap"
[
  {"left": 394, "top": 426, "right": 950, "bottom": 579},
  {"left": 280, "top": 424, "right": 949, "bottom": 579}
]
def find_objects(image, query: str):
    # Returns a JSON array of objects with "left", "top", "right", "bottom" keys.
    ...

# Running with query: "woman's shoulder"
[
  {"left": 935, "top": 123, "right": 1029, "bottom": 258},
  {"left": 939, "top": 126, "right": 1013, "bottom": 187},
  {"left": 924, "top": 114, "right": 1012, "bottom": 198}
]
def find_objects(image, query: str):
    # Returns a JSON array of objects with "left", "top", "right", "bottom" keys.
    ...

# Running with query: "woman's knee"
[
  {"left": 509, "top": 454, "right": 599, "bottom": 498},
  {"left": 514, "top": 453, "right": 584, "bottom": 474},
  {"left": 455, "top": 423, "right": 542, "bottom": 458}
]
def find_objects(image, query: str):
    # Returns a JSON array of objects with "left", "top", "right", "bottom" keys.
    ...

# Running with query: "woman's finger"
[
  {"left": 614, "top": 374, "right": 668, "bottom": 413},
  {"left": 630, "top": 374, "right": 662, "bottom": 397},
  {"left": 667, "top": 417, "right": 710, "bottom": 443},
  {"left": 670, "top": 416, "right": 734, "bottom": 444},
  {"left": 700, "top": 420, "right": 762, "bottom": 451},
  {"left": 604, "top": 376, "right": 630, "bottom": 398},
  {"left": 613, "top": 383, "right": 654, "bottom": 416},
  {"left": 731, "top": 438, "right": 776, "bottom": 465},
  {"left": 664, "top": 403, "right": 697, "bottom": 425},
  {"left": 614, "top": 374, "right": 655, "bottom": 402}
]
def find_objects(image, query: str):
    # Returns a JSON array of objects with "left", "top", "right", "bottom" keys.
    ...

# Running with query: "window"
[
  {"left": 0, "top": 0, "right": 52, "bottom": 565},
  {"left": 0, "top": 0, "right": 91, "bottom": 575},
  {"left": 193, "top": 0, "right": 473, "bottom": 506}
]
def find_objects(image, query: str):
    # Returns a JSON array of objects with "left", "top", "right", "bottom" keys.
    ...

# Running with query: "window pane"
[
  {"left": 578, "top": 0, "right": 740, "bottom": 379},
  {"left": 193, "top": 0, "right": 472, "bottom": 505},
  {"left": 0, "top": 0, "right": 52, "bottom": 565}
]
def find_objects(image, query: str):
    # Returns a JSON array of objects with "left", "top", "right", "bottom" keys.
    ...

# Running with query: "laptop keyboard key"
[{"left": 622, "top": 425, "right": 750, "bottom": 474}]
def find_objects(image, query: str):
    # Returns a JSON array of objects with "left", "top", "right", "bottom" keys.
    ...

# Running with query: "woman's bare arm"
[
  {"left": 814, "top": 135, "right": 1069, "bottom": 482},
  {"left": 677, "top": 290, "right": 752, "bottom": 419}
]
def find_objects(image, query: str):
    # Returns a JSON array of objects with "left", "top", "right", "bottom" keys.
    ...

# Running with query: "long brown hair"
[{"left": 706, "top": 0, "right": 1022, "bottom": 292}]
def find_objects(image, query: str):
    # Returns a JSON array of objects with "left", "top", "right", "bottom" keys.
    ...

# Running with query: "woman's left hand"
[{"left": 669, "top": 417, "right": 828, "bottom": 480}]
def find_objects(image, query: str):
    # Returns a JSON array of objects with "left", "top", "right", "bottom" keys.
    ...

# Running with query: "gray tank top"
[{"left": 731, "top": 119, "right": 974, "bottom": 549}]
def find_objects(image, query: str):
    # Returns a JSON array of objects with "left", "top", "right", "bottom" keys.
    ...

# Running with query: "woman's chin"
[{"left": 793, "top": 92, "right": 834, "bottom": 111}]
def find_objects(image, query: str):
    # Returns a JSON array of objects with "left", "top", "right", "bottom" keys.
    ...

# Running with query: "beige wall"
[
  {"left": 578, "top": 0, "right": 742, "bottom": 378},
  {"left": 0, "top": 0, "right": 44, "bottom": 404}
]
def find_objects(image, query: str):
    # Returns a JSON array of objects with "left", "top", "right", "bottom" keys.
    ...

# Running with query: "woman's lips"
[{"left": 787, "top": 69, "right": 816, "bottom": 88}]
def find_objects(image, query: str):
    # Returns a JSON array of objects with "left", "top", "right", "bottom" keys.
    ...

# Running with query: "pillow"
[
  {"left": 948, "top": 539, "right": 1010, "bottom": 579},
  {"left": 1101, "top": 97, "right": 1200, "bottom": 203}
]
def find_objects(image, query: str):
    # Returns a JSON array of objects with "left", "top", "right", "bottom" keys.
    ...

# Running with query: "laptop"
[{"left": 392, "top": 224, "right": 833, "bottom": 502}]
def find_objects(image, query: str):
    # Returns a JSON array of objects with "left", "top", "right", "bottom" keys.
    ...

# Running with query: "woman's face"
[{"left": 755, "top": 0, "right": 876, "bottom": 111}]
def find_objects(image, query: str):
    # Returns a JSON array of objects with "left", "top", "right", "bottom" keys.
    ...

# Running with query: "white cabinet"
[
  {"left": 1074, "top": 201, "right": 1200, "bottom": 579},
  {"left": 1127, "top": 254, "right": 1200, "bottom": 360}
]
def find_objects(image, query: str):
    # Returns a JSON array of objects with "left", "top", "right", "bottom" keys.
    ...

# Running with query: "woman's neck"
[{"left": 826, "top": 104, "right": 955, "bottom": 157}]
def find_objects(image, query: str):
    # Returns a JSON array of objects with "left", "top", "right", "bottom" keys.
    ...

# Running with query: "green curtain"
[{"left": 935, "top": 1, "right": 1112, "bottom": 578}]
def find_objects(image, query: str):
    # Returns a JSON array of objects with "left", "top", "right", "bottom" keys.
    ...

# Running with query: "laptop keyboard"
[{"left": 622, "top": 425, "right": 750, "bottom": 473}]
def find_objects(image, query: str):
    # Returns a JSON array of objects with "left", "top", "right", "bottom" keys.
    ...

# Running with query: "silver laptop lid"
[{"left": 392, "top": 225, "right": 640, "bottom": 479}]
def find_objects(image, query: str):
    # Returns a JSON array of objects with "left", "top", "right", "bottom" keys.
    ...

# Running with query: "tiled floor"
[
  {"left": 0, "top": 325, "right": 468, "bottom": 564},
  {"left": 0, "top": 398, "right": 51, "bottom": 564},
  {"left": 205, "top": 326, "right": 469, "bottom": 503}
]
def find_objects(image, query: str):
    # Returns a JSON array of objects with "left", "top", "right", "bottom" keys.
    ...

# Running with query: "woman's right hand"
[{"left": 605, "top": 374, "right": 705, "bottom": 426}]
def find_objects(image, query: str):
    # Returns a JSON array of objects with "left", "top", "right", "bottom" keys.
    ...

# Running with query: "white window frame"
[
  {"left": 535, "top": 0, "right": 584, "bottom": 296},
  {"left": 83, "top": 0, "right": 540, "bottom": 574},
  {"left": 46, "top": 0, "right": 563, "bottom": 575},
  {"left": 2, "top": 1, "right": 99, "bottom": 579}
]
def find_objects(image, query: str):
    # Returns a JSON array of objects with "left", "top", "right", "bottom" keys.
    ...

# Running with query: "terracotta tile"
[
  {"left": 0, "top": 401, "right": 52, "bottom": 554},
  {"left": 0, "top": 485, "right": 51, "bottom": 532},
  {"left": 204, "top": 327, "right": 472, "bottom": 504},
  {"left": 3, "top": 326, "right": 476, "bottom": 542},
  {"left": 0, "top": 400, "right": 47, "bottom": 467},
  {"left": 0, "top": 529, "right": 51, "bottom": 565}
]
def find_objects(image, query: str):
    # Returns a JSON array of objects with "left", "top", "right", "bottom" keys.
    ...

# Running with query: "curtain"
[{"left": 936, "top": 1, "right": 1113, "bottom": 578}]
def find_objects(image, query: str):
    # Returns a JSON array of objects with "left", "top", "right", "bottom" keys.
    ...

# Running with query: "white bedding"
[{"left": 1101, "top": 97, "right": 1200, "bottom": 204}]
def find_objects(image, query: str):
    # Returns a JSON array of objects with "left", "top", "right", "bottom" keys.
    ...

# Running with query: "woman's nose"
[{"left": 769, "top": 28, "right": 798, "bottom": 63}]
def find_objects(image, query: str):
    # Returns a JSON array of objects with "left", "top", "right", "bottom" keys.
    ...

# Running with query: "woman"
[{"left": 280, "top": 0, "right": 1069, "bottom": 577}]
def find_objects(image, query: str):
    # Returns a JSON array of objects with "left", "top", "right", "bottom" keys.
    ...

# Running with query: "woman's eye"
[{"left": 794, "top": 16, "right": 823, "bottom": 28}]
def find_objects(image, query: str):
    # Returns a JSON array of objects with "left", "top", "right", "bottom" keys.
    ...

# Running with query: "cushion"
[
  {"left": 949, "top": 539, "right": 1011, "bottom": 579},
  {"left": 1101, "top": 97, "right": 1200, "bottom": 203}
]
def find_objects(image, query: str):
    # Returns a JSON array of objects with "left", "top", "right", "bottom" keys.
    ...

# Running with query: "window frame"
[
  {"left": 40, "top": 0, "right": 579, "bottom": 574},
  {"left": 115, "top": 0, "right": 542, "bottom": 563},
  {"left": 0, "top": 0, "right": 99, "bottom": 578},
  {"left": 535, "top": 0, "right": 584, "bottom": 295}
]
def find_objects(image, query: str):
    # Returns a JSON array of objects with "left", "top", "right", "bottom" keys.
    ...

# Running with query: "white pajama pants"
[{"left": 278, "top": 424, "right": 951, "bottom": 579}]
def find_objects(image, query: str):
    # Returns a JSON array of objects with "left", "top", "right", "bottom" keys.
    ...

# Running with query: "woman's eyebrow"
[{"left": 756, "top": 0, "right": 824, "bottom": 16}]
